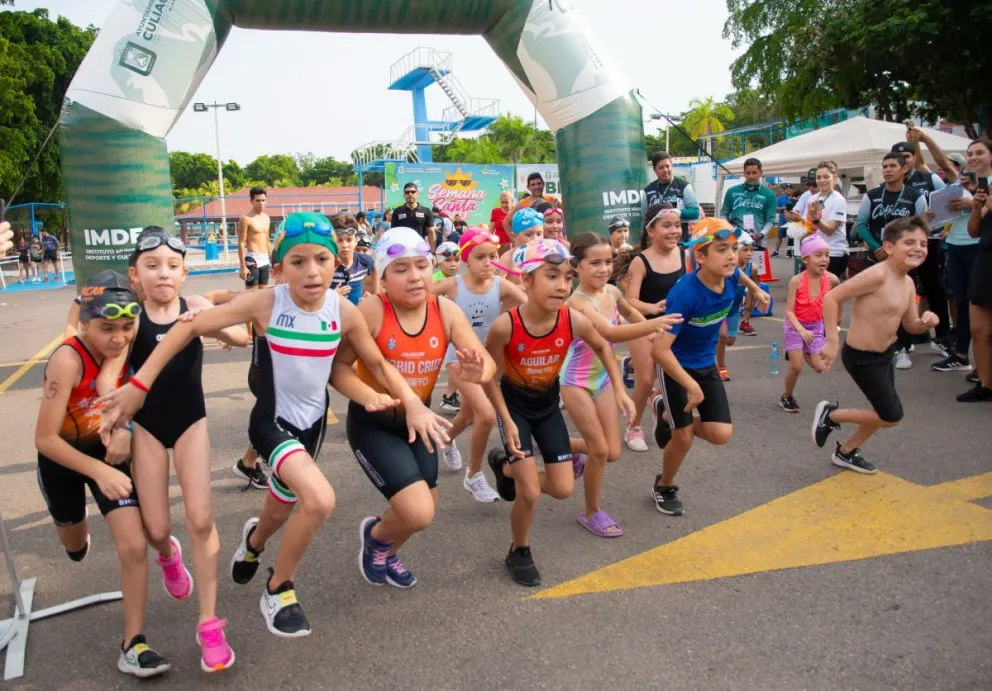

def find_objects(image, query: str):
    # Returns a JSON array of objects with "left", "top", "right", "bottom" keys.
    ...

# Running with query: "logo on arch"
[{"left": 119, "top": 41, "right": 157, "bottom": 77}]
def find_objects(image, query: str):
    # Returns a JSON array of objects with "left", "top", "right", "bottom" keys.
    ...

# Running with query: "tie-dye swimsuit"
[{"left": 560, "top": 288, "right": 619, "bottom": 398}]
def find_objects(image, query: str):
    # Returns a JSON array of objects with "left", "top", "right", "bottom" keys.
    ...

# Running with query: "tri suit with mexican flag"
[{"left": 247, "top": 283, "right": 342, "bottom": 505}]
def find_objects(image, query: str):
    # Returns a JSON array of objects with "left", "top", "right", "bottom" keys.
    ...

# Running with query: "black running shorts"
[
  {"left": 657, "top": 365, "right": 732, "bottom": 430},
  {"left": 841, "top": 344, "right": 904, "bottom": 423},
  {"left": 37, "top": 451, "right": 139, "bottom": 526},
  {"left": 347, "top": 402, "right": 438, "bottom": 499},
  {"left": 497, "top": 380, "right": 572, "bottom": 465},
  {"left": 249, "top": 403, "right": 327, "bottom": 505}
]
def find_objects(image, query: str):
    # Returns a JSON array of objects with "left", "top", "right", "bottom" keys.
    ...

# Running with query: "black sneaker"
[
  {"left": 66, "top": 534, "right": 90, "bottom": 562},
  {"left": 260, "top": 568, "right": 311, "bottom": 638},
  {"left": 439, "top": 393, "right": 461, "bottom": 413},
  {"left": 831, "top": 443, "right": 878, "bottom": 474},
  {"left": 811, "top": 400, "right": 840, "bottom": 448},
  {"left": 118, "top": 634, "right": 171, "bottom": 678},
  {"left": 231, "top": 518, "right": 264, "bottom": 585},
  {"left": 487, "top": 448, "right": 516, "bottom": 502},
  {"left": 966, "top": 371, "right": 980, "bottom": 385},
  {"left": 956, "top": 384, "right": 992, "bottom": 403},
  {"left": 651, "top": 395, "right": 672, "bottom": 449},
  {"left": 778, "top": 395, "right": 800, "bottom": 413},
  {"left": 931, "top": 355, "right": 972, "bottom": 373},
  {"left": 650, "top": 480, "right": 683, "bottom": 515},
  {"left": 505, "top": 545, "right": 541, "bottom": 587},
  {"left": 233, "top": 458, "right": 268, "bottom": 489}
]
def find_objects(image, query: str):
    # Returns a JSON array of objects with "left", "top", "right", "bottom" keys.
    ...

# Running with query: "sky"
[{"left": 10, "top": 0, "right": 742, "bottom": 165}]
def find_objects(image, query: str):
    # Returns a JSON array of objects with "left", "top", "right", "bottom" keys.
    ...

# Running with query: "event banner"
[
  {"left": 515, "top": 164, "right": 561, "bottom": 200},
  {"left": 384, "top": 163, "right": 514, "bottom": 227}
]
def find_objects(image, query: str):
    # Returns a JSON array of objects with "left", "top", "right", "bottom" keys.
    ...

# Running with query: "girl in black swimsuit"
[{"left": 621, "top": 203, "right": 689, "bottom": 451}]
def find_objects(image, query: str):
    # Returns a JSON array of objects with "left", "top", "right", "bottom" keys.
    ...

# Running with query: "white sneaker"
[
  {"left": 463, "top": 471, "right": 500, "bottom": 503},
  {"left": 442, "top": 443, "right": 463, "bottom": 472},
  {"left": 624, "top": 425, "right": 649, "bottom": 452},
  {"left": 895, "top": 349, "right": 913, "bottom": 370}
]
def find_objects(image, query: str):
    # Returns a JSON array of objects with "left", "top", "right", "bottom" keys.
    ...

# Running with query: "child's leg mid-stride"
[
  {"left": 442, "top": 372, "right": 500, "bottom": 502},
  {"left": 562, "top": 384, "right": 622, "bottom": 537},
  {"left": 811, "top": 344, "right": 902, "bottom": 475},
  {"left": 652, "top": 367, "right": 733, "bottom": 515}
]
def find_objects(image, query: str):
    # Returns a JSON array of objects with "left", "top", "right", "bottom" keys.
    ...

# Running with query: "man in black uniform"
[{"left": 391, "top": 182, "right": 436, "bottom": 250}]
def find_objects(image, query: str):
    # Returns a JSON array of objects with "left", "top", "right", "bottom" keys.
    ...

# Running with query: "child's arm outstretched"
[
  {"left": 569, "top": 309, "right": 636, "bottom": 419},
  {"left": 329, "top": 358, "right": 401, "bottom": 412},
  {"left": 738, "top": 271, "right": 771, "bottom": 313},
  {"left": 900, "top": 278, "right": 939, "bottom": 335},
  {"left": 573, "top": 290, "right": 682, "bottom": 343},
  {"left": 481, "top": 314, "right": 525, "bottom": 458},
  {"left": 186, "top": 294, "right": 251, "bottom": 347},
  {"left": 784, "top": 274, "right": 813, "bottom": 344}
]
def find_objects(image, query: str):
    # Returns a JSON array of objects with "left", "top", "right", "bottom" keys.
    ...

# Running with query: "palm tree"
[
  {"left": 682, "top": 97, "right": 735, "bottom": 141},
  {"left": 486, "top": 114, "right": 535, "bottom": 164}
]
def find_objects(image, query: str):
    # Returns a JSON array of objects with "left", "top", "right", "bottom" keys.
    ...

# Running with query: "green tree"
[
  {"left": 168, "top": 151, "right": 217, "bottom": 192},
  {"left": 244, "top": 154, "right": 300, "bottom": 187},
  {"left": 486, "top": 114, "right": 535, "bottom": 164},
  {"left": 682, "top": 96, "right": 735, "bottom": 140},
  {"left": 0, "top": 9, "right": 96, "bottom": 203},
  {"left": 724, "top": 0, "right": 992, "bottom": 136}
]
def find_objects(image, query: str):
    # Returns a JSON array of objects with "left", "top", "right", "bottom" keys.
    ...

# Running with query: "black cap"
[
  {"left": 891, "top": 142, "right": 914, "bottom": 155},
  {"left": 783, "top": 183, "right": 793, "bottom": 189},
  {"left": 78, "top": 270, "right": 138, "bottom": 321},
  {"left": 608, "top": 215, "right": 630, "bottom": 232}
]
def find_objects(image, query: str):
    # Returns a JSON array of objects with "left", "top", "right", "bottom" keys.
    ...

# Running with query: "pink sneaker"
[
  {"left": 196, "top": 617, "right": 235, "bottom": 672},
  {"left": 156, "top": 536, "right": 194, "bottom": 600}
]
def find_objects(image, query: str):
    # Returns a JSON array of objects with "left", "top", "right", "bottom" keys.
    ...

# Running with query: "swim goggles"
[
  {"left": 334, "top": 227, "right": 358, "bottom": 237},
  {"left": 688, "top": 227, "right": 742, "bottom": 247},
  {"left": 457, "top": 231, "right": 501, "bottom": 258},
  {"left": 644, "top": 206, "right": 681, "bottom": 228},
  {"left": 512, "top": 239, "right": 572, "bottom": 274},
  {"left": 135, "top": 233, "right": 186, "bottom": 255},
  {"left": 96, "top": 302, "right": 143, "bottom": 320}
]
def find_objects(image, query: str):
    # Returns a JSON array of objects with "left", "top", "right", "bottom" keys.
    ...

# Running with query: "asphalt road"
[{"left": 0, "top": 262, "right": 989, "bottom": 690}]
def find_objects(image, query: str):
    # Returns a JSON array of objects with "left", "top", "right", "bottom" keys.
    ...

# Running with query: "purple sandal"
[{"left": 577, "top": 510, "right": 623, "bottom": 538}]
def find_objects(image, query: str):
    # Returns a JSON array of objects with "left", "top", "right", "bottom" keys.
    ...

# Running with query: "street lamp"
[{"left": 193, "top": 101, "right": 240, "bottom": 262}]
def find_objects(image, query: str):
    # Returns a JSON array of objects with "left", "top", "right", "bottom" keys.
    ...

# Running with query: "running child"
[
  {"left": 780, "top": 235, "right": 839, "bottom": 413},
  {"left": 434, "top": 240, "right": 464, "bottom": 411},
  {"left": 650, "top": 219, "right": 770, "bottom": 515},
  {"left": 484, "top": 239, "right": 631, "bottom": 586},
  {"left": 35, "top": 271, "right": 169, "bottom": 678},
  {"left": 331, "top": 214, "right": 378, "bottom": 304},
  {"left": 622, "top": 202, "right": 689, "bottom": 451},
  {"left": 562, "top": 233, "right": 682, "bottom": 537},
  {"left": 99, "top": 213, "right": 450, "bottom": 637},
  {"left": 341, "top": 227, "right": 496, "bottom": 588},
  {"left": 432, "top": 228, "right": 527, "bottom": 502},
  {"left": 715, "top": 231, "right": 760, "bottom": 381},
  {"left": 110, "top": 226, "right": 249, "bottom": 671},
  {"left": 812, "top": 216, "right": 938, "bottom": 473},
  {"left": 496, "top": 207, "right": 544, "bottom": 285}
]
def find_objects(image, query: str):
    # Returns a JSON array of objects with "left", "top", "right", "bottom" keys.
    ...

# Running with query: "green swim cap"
[{"left": 272, "top": 212, "right": 338, "bottom": 263}]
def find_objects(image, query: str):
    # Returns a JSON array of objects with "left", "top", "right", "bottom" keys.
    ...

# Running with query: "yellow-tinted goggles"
[{"left": 98, "top": 302, "right": 142, "bottom": 320}]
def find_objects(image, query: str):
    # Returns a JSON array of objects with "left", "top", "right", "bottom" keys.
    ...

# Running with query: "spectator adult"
[
  {"left": 853, "top": 151, "right": 927, "bottom": 370},
  {"left": 502, "top": 172, "right": 559, "bottom": 235},
  {"left": 432, "top": 206, "right": 454, "bottom": 244},
  {"left": 643, "top": 151, "right": 701, "bottom": 241},
  {"left": 957, "top": 137, "right": 992, "bottom": 402},
  {"left": 803, "top": 161, "right": 850, "bottom": 278},
  {"left": 786, "top": 168, "right": 819, "bottom": 223},
  {"left": 355, "top": 211, "right": 372, "bottom": 235},
  {"left": 39, "top": 228, "right": 60, "bottom": 282},
  {"left": 720, "top": 157, "right": 778, "bottom": 248},
  {"left": 391, "top": 182, "right": 436, "bottom": 249},
  {"left": 16, "top": 234, "right": 30, "bottom": 282},
  {"left": 933, "top": 152, "right": 979, "bottom": 373},
  {"left": 374, "top": 208, "right": 392, "bottom": 242},
  {"left": 489, "top": 189, "right": 513, "bottom": 252}
]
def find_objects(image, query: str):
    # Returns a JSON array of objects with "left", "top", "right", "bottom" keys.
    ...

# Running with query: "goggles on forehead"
[
  {"left": 93, "top": 302, "right": 142, "bottom": 320},
  {"left": 518, "top": 252, "right": 570, "bottom": 272},
  {"left": 385, "top": 239, "right": 432, "bottom": 258},
  {"left": 286, "top": 221, "right": 332, "bottom": 238},
  {"left": 645, "top": 207, "right": 681, "bottom": 228},
  {"left": 543, "top": 206, "right": 563, "bottom": 217},
  {"left": 457, "top": 232, "right": 501, "bottom": 257},
  {"left": 136, "top": 234, "right": 186, "bottom": 255},
  {"left": 689, "top": 227, "right": 743, "bottom": 247}
]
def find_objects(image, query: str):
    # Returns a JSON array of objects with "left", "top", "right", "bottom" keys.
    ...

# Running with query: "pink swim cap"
[
  {"left": 458, "top": 227, "right": 501, "bottom": 262},
  {"left": 800, "top": 234, "right": 829, "bottom": 258}
]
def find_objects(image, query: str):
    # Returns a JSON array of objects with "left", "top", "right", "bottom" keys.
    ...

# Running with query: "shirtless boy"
[
  {"left": 812, "top": 216, "right": 938, "bottom": 473},
  {"left": 239, "top": 187, "right": 272, "bottom": 289}
]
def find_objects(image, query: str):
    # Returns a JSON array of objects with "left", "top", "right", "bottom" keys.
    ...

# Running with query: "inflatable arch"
[{"left": 61, "top": 0, "right": 647, "bottom": 285}]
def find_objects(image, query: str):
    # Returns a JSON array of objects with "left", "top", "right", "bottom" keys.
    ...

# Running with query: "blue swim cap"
[{"left": 511, "top": 207, "right": 544, "bottom": 235}]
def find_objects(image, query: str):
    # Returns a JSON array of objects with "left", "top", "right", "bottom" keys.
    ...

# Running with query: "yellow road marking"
[
  {"left": 0, "top": 334, "right": 64, "bottom": 396},
  {"left": 530, "top": 471, "right": 992, "bottom": 601},
  {"left": 326, "top": 409, "right": 338, "bottom": 425}
]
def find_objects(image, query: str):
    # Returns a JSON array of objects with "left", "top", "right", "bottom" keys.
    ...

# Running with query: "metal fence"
[{"left": 3, "top": 203, "right": 70, "bottom": 249}]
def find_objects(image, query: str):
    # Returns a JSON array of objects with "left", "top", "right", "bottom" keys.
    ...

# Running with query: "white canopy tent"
[{"left": 716, "top": 116, "right": 974, "bottom": 208}]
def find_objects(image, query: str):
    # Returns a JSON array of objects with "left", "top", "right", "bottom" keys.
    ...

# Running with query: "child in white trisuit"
[
  {"left": 433, "top": 228, "right": 527, "bottom": 502},
  {"left": 813, "top": 216, "right": 939, "bottom": 473},
  {"left": 780, "top": 235, "right": 839, "bottom": 413}
]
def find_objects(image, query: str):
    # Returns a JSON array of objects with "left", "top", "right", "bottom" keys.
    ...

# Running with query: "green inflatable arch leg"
[{"left": 62, "top": 0, "right": 646, "bottom": 286}]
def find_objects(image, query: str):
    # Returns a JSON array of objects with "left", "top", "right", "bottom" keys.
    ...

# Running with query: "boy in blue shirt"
[
  {"left": 330, "top": 214, "right": 378, "bottom": 304},
  {"left": 649, "top": 219, "right": 770, "bottom": 515}
]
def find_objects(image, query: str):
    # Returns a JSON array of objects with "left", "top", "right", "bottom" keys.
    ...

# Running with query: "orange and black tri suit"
[{"left": 498, "top": 306, "right": 573, "bottom": 464}]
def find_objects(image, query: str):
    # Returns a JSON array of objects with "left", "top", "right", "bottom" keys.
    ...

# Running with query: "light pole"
[
  {"left": 193, "top": 101, "right": 240, "bottom": 262},
  {"left": 647, "top": 111, "right": 681, "bottom": 153}
]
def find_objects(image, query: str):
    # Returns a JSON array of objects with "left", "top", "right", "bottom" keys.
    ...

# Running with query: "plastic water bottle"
[{"left": 769, "top": 341, "right": 781, "bottom": 376}]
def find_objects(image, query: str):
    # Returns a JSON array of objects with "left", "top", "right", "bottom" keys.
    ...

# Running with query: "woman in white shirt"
[{"left": 804, "top": 160, "right": 850, "bottom": 278}]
